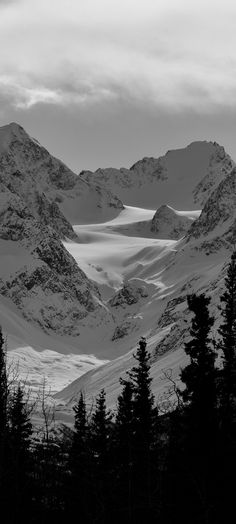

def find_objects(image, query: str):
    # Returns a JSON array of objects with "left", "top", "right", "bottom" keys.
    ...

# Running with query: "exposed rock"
[
  {"left": 150, "top": 205, "right": 193, "bottom": 239},
  {"left": 0, "top": 122, "right": 124, "bottom": 229},
  {"left": 109, "top": 282, "right": 148, "bottom": 308},
  {"left": 80, "top": 141, "right": 234, "bottom": 209},
  {"left": 112, "top": 323, "right": 131, "bottom": 340},
  {"left": 0, "top": 124, "right": 115, "bottom": 335},
  {"left": 188, "top": 168, "right": 236, "bottom": 243},
  {"left": 193, "top": 143, "right": 234, "bottom": 206}
]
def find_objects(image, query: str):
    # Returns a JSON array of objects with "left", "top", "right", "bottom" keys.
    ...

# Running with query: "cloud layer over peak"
[{"left": 1, "top": 0, "right": 236, "bottom": 112}]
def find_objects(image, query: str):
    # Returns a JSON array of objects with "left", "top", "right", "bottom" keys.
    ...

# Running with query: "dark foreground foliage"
[{"left": 0, "top": 252, "right": 236, "bottom": 523}]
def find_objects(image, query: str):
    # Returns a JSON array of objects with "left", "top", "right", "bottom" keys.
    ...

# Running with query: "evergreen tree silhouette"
[
  {"left": 0, "top": 327, "right": 8, "bottom": 513},
  {"left": 129, "top": 338, "right": 156, "bottom": 446},
  {"left": 178, "top": 294, "right": 218, "bottom": 524},
  {"left": 180, "top": 293, "right": 216, "bottom": 428},
  {"left": 128, "top": 337, "right": 158, "bottom": 521},
  {"left": 68, "top": 392, "right": 90, "bottom": 522},
  {"left": 114, "top": 378, "right": 134, "bottom": 521},
  {"left": 219, "top": 251, "right": 236, "bottom": 425},
  {"left": 217, "top": 252, "right": 236, "bottom": 524},
  {"left": 91, "top": 389, "right": 113, "bottom": 524},
  {"left": 9, "top": 385, "right": 32, "bottom": 522}
]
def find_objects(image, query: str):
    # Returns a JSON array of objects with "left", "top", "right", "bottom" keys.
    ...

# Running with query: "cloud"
[{"left": 1, "top": 0, "right": 236, "bottom": 112}]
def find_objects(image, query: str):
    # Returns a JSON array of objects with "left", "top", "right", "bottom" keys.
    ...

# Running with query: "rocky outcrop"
[
  {"left": 193, "top": 143, "right": 234, "bottom": 206},
  {"left": 109, "top": 282, "right": 148, "bottom": 308},
  {"left": 80, "top": 141, "right": 234, "bottom": 209},
  {"left": 0, "top": 123, "right": 117, "bottom": 335},
  {"left": 55, "top": 150, "right": 236, "bottom": 406},
  {"left": 0, "top": 186, "right": 101, "bottom": 334},
  {"left": 188, "top": 168, "right": 236, "bottom": 244},
  {"left": 150, "top": 205, "right": 193, "bottom": 239},
  {"left": 0, "top": 122, "right": 124, "bottom": 228}
]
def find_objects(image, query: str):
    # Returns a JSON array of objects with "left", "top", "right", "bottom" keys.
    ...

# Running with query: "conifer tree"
[
  {"left": 10, "top": 385, "right": 32, "bottom": 451},
  {"left": 114, "top": 379, "right": 134, "bottom": 520},
  {"left": 72, "top": 391, "right": 88, "bottom": 459},
  {"left": 0, "top": 327, "right": 8, "bottom": 508},
  {"left": 91, "top": 389, "right": 113, "bottom": 523},
  {"left": 178, "top": 294, "right": 218, "bottom": 524},
  {"left": 91, "top": 388, "right": 112, "bottom": 465},
  {"left": 128, "top": 338, "right": 158, "bottom": 520},
  {"left": 116, "top": 378, "right": 134, "bottom": 455},
  {"left": 129, "top": 337, "right": 156, "bottom": 446},
  {"left": 180, "top": 293, "right": 216, "bottom": 427},
  {"left": 9, "top": 384, "right": 32, "bottom": 522},
  {"left": 0, "top": 327, "right": 7, "bottom": 440},
  {"left": 217, "top": 253, "right": 236, "bottom": 523},
  {"left": 68, "top": 392, "right": 90, "bottom": 522},
  {"left": 219, "top": 251, "right": 236, "bottom": 421}
]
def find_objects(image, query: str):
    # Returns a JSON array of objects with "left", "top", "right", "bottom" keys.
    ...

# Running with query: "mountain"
[
  {"left": 0, "top": 123, "right": 123, "bottom": 226},
  {"left": 0, "top": 123, "right": 118, "bottom": 336},
  {"left": 150, "top": 205, "right": 194, "bottom": 239},
  {"left": 80, "top": 141, "right": 234, "bottom": 209},
  {"left": 55, "top": 156, "right": 236, "bottom": 413},
  {"left": 104, "top": 205, "right": 198, "bottom": 240},
  {"left": 0, "top": 126, "right": 235, "bottom": 410},
  {"left": 188, "top": 168, "right": 236, "bottom": 248},
  {"left": 0, "top": 201, "right": 104, "bottom": 335}
]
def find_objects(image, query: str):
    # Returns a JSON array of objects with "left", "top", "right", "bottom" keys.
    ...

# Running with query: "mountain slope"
[
  {"left": 150, "top": 205, "right": 194, "bottom": 239},
  {"left": 1, "top": 124, "right": 235, "bottom": 407},
  {"left": 0, "top": 123, "right": 118, "bottom": 335},
  {"left": 0, "top": 123, "right": 124, "bottom": 226},
  {"left": 80, "top": 141, "right": 234, "bottom": 210},
  {"left": 55, "top": 165, "right": 236, "bottom": 411}
]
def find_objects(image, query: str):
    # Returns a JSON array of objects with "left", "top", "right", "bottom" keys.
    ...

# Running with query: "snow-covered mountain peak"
[
  {"left": 188, "top": 167, "right": 236, "bottom": 247},
  {"left": 81, "top": 140, "right": 234, "bottom": 210},
  {"left": 0, "top": 122, "right": 28, "bottom": 153},
  {"left": 0, "top": 123, "right": 235, "bottom": 409},
  {"left": 0, "top": 122, "right": 123, "bottom": 336},
  {"left": 0, "top": 122, "right": 124, "bottom": 226},
  {"left": 150, "top": 204, "right": 194, "bottom": 239}
]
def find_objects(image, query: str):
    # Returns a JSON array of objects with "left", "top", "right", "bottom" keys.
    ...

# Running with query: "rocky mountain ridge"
[
  {"left": 0, "top": 123, "right": 119, "bottom": 335},
  {"left": 0, "top": 123, "right": 236, "bottom": 408},
  {"left": 80, "top": 141, "right": 234, "bottom": 210},
  {"left": 0, "top": 123, "right": 124, "bottom": 227},
  {"left": 150, "top": 205, "right": 194, "bottom": 239},
  {"left": 55, "top": 150, "right": 236, "bottom": 410}
]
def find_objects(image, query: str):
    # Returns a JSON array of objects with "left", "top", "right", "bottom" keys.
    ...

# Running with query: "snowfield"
[
  {"left": 1, "top": 204, "right": 197, "bottom": 399},
  {"left": 0, "top": 128, "right": 235, "bottom": 423}
]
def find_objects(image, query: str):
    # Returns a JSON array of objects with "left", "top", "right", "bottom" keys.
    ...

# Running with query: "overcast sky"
[{"left": 1, "top": 0, "right": 236, "bottom": 172}]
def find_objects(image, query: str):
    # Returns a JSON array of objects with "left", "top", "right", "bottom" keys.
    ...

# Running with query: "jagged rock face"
[
  {"left": 188, "top": 169, "right": 236, "bottom": 244},
  {"left": 0, "top": 233, "right": 100, "bottom": 337},
  {"left": 0, "top": 175, "right": 77, "bottom": 241},
  {"left": 150, "top": 205, "right": 193, "bottom": 239},
  {"left": 193, "top": 144, "right": 234, "bottom": 206},
  {"left": 109, "top": 282, "right": 148, "bottom": 308},
  {"left": 80, "top": 141, "right": 234, "bottom": 209},
  {"left": 0, "top": 123, "right": 123, "bottom": 227},
  {"left": 0, "top": 187, "right": 100, "bottom": 334},
  {"left": 0, "top": 123, "right": 116, "bottom": 335}
]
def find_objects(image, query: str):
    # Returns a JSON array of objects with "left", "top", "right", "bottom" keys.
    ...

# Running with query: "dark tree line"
[{"left": 0, "top": 252, "right": 236, "bottom": 523}]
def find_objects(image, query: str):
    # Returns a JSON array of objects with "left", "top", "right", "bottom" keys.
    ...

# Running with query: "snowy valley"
[{"left": 0, "top": 123, "right": 235, "bottom": 422}]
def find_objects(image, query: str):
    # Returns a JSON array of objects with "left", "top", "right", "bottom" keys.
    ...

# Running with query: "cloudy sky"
[{"left": 1, "top": 0, "right": 236, "bottom": 171}]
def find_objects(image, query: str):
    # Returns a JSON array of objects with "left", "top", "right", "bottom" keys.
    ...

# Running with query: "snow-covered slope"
[
  {"left": 104, "top": 206, "right": 199, "bottom": 240},
  {"left": 0, "top": 123, "right": 123, "bottom": 226},
  {"left": 55, "top": 165, "right": 236, "bottom": 414},
  {"left": 0, "top": 123, "right": 117, "bottom": 335},
  {"left": 0, "top": 296, "right": 107, "bottom": 395},
  {"left": 1, "top": 125, "right": 235, "bottom": 412},
  {"left": 0, "top": 225, "right": 105, "bottom": 336},
  {"left": 150, "top": 205, "right": 194, "bottom": 239},
  {"left": 80, "top": 141, "right": 234, "bottom": 209}
]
